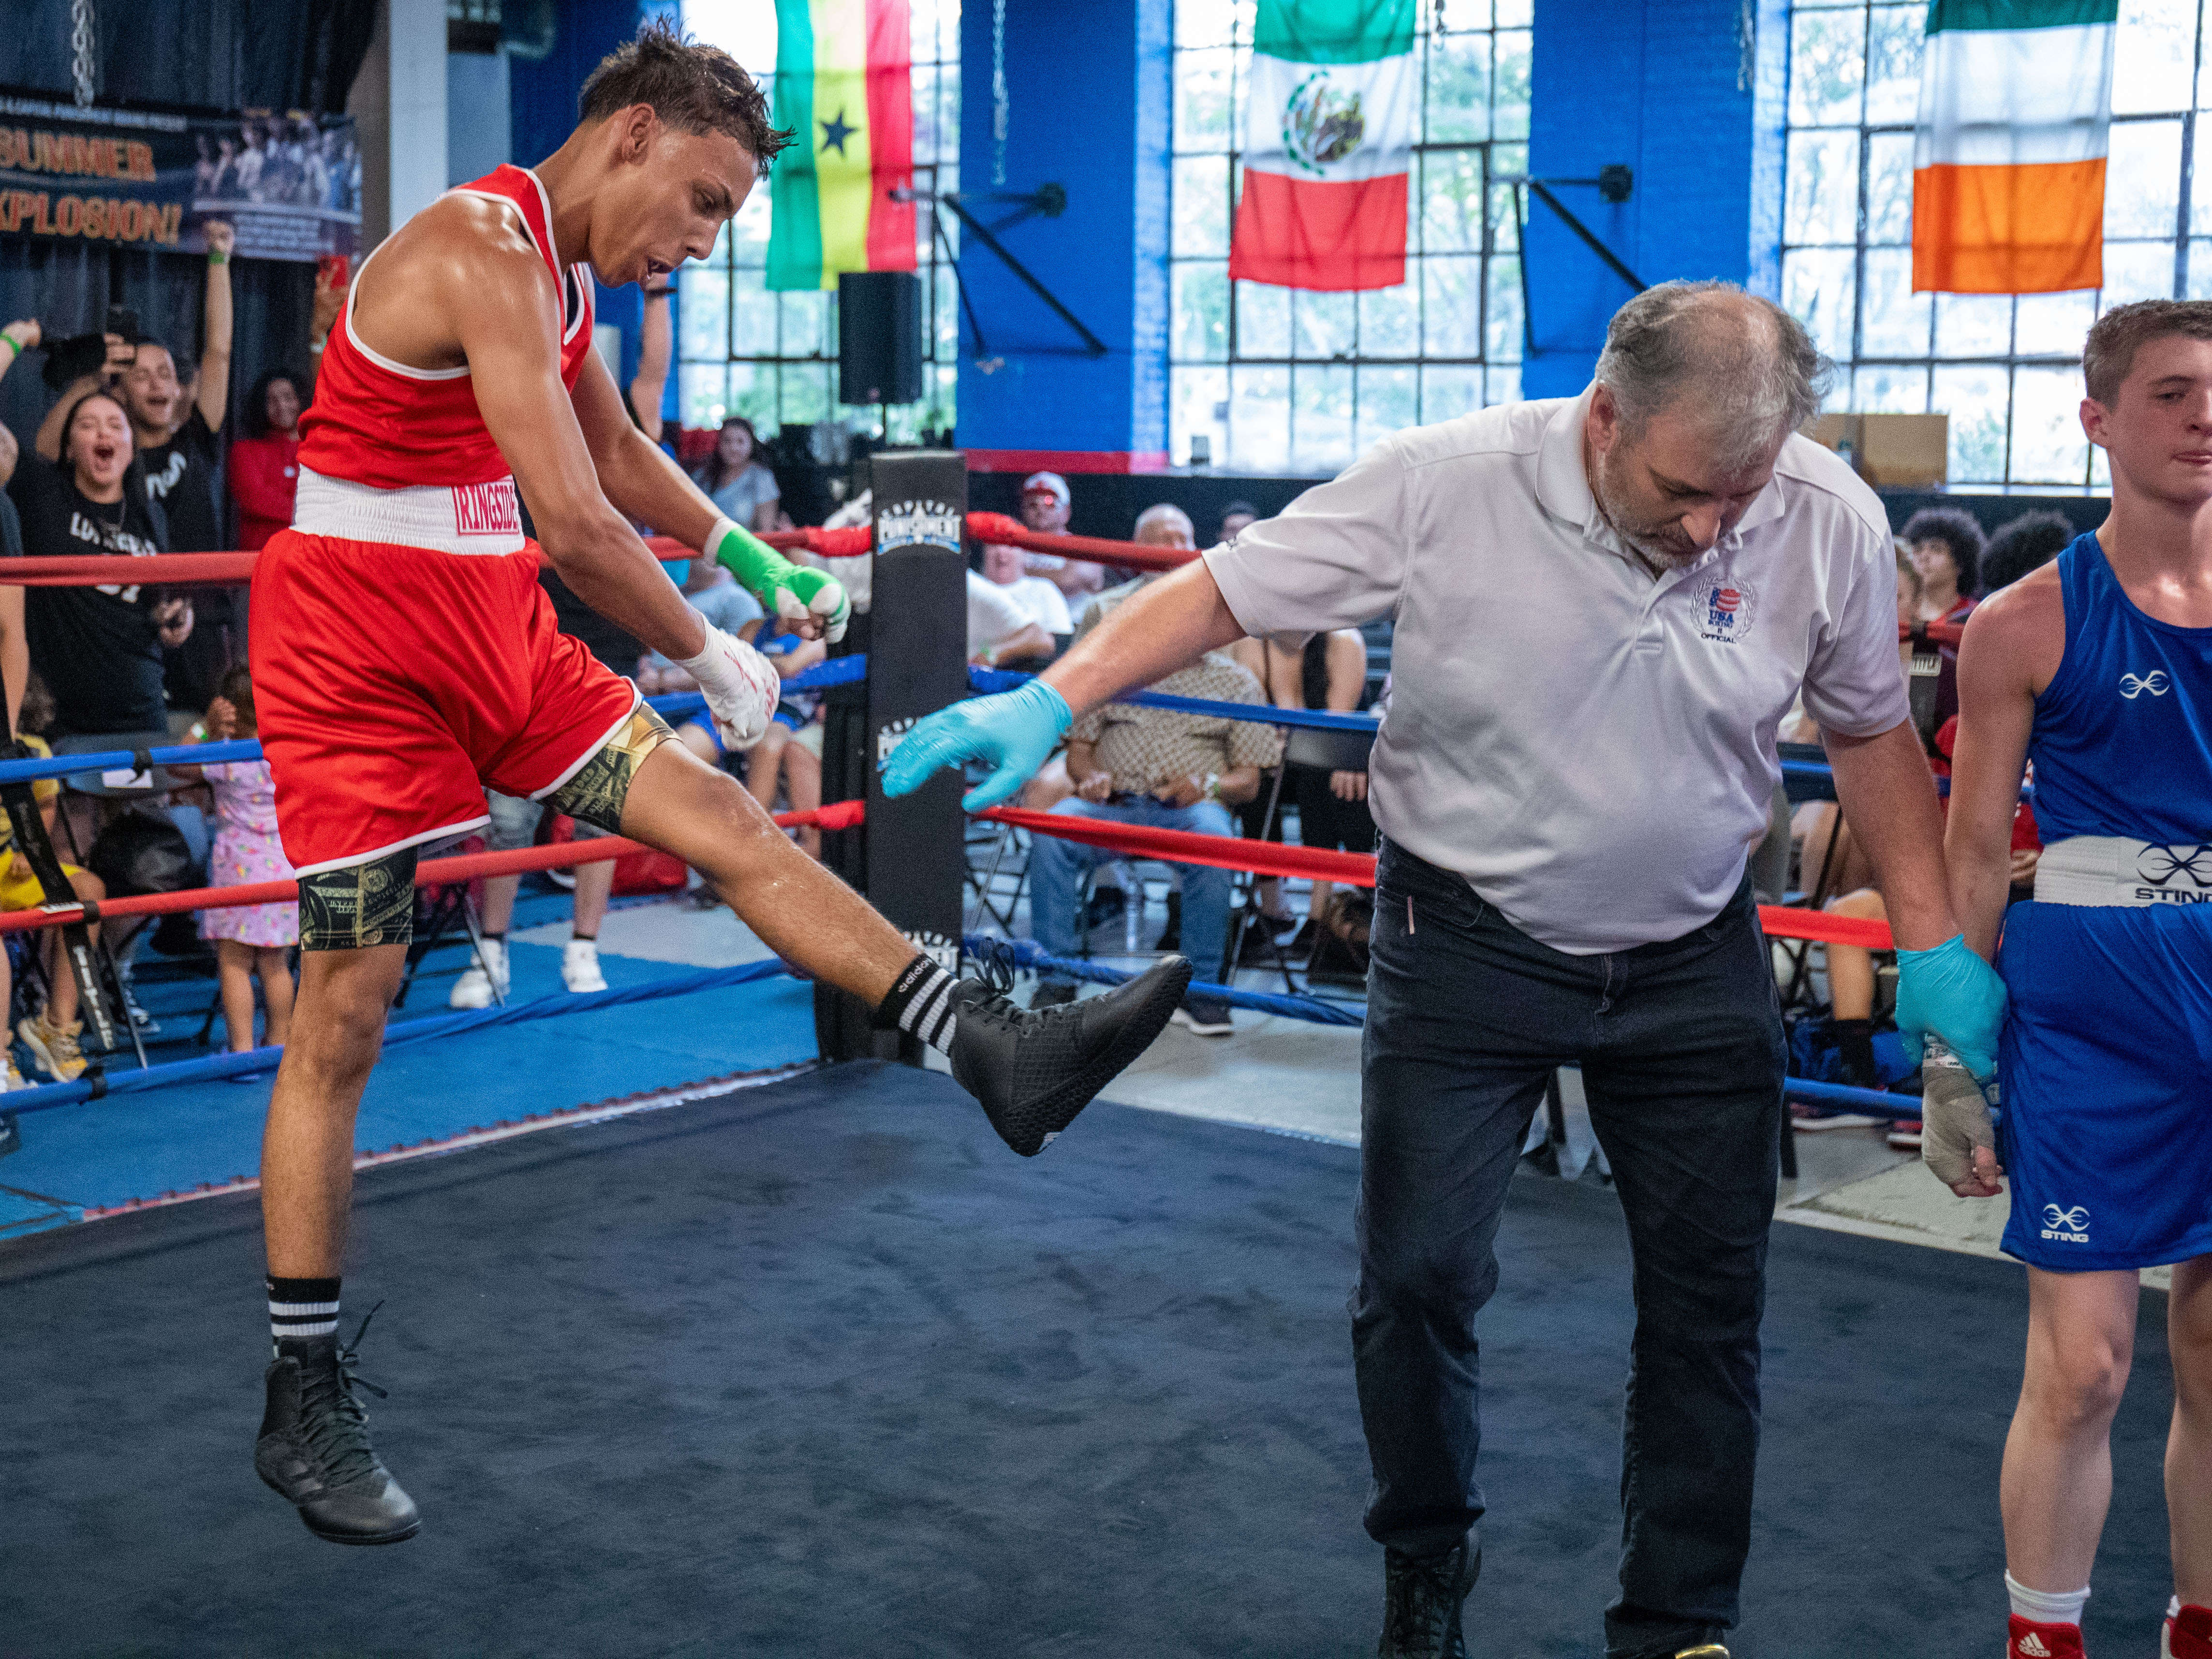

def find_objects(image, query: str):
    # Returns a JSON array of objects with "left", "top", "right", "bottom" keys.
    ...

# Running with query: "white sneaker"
[
  {"left": 561, "top": 937, "right": 606, "bottom": 994},
  {"left": 450, "top": 936, "right": 510, "bottom": 1009}
]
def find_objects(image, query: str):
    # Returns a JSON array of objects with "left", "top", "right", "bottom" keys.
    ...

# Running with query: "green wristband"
[{"left": 707, "top": 514, "right": 796, "bottom": 601}]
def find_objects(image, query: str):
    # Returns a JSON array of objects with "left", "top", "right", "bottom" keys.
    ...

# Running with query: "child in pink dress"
[{"left": 179, "top": 666, "right": 296, "bottom": 1056}]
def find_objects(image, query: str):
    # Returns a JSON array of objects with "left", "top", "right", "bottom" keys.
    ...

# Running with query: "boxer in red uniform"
[{"left": 248, "top": 22, "right": 1188, "bottom": 1545}]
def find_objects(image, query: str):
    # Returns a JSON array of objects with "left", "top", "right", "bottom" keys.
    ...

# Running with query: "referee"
[{"left": 886, "top": 282, "right": 2006, "bottom": 1659}]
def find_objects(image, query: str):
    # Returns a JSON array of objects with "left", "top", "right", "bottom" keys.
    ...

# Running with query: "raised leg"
[{"left": 617, "top": 740, "right": 912, "bottom": 1005}]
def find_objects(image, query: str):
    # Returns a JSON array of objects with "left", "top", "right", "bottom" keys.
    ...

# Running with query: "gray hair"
[
  {"left": 1593, "top": 281, "right": 1832, "bottom": 470},
  {"left": 1133, "top": 502, "right": 1194, "bottom": 540}
]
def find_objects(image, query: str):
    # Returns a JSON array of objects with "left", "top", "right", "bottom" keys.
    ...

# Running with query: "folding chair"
[{"left": 1224, "top": 721, "right": 1377, "bottom": 990}]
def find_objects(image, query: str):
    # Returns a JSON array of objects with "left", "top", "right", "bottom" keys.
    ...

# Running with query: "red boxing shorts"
[{"left": 251, "top": 529, "right": 639, "bottom": 876}]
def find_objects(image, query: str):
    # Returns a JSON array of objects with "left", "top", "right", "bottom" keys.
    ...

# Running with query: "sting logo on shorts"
[
  {"left": 2135, "top": 842, "right": 2212, "bottom": 905},
  {"left": 2041, "top": 1204, "right": 2091, "bottom": 1244},
  {"left": 1695, "top": 576, "right": 1757, "bottom": 644}
]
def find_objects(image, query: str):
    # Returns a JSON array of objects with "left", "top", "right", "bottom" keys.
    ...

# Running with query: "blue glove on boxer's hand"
[
  {"left": 1894, "top": 933, "right": 2008, "bottom": 1082},
  {"left": 881, "top": 680, "right": 1073, "bottom": 812}
]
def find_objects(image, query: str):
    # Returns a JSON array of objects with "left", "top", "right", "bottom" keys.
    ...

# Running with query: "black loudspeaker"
[{"left": 838, "top": 270, "right": 924, "bottom": 405}]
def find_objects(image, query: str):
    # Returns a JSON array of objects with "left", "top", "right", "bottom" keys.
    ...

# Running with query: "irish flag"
[
  {"left": 765, "top": 0, "right": 915, "bottom": 292},
  {"left": 1912, "top": 0, "right": 2116, "bottom": 294},
  {"left": 1228, "top": 0, "right": 1415, "bottom": 291}
]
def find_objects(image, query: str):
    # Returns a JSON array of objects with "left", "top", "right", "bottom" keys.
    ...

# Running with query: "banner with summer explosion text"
[{"left": 0, "top": 93, "right": 360, "bottom": 263}]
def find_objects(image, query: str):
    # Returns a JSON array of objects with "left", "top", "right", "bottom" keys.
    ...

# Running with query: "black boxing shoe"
[
  {"left": 1377, "top": 1539, "right": 1479, "bottom": 1659},
  {"left": 254, "top": 1306, "right": 420, "bottom": 1545},
  {"left": 948, "top": 953, "right": 1192, "bottom": 1156}
]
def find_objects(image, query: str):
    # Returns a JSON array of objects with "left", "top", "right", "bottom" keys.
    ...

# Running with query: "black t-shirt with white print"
[
  {"left": 139, "top": 406, "right": 220, "bottom": 553},
  {"left": 5, "top": 455, "right": 170, "bottom": 734}
]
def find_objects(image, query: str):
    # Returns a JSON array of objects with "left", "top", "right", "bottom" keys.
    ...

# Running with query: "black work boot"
[
  {"left": 948, "top": 953, "right": 1192, "bottom": 1155},
  {"left": 1378, "top": 1539, "right": 1480, "bottom": 1659},
  {"left": 254, "top": 1307, "right": 420, "bottom": 1545}
]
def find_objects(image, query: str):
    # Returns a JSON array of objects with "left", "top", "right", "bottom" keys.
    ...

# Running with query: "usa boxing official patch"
[{"left": 1694, "top": 574, "right": 1758, "bottom": 645}]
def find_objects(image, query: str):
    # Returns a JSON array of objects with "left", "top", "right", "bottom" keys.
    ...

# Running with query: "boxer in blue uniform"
[{"left": 1946, "top": 300, "right": 2212, "bottom": 1659}]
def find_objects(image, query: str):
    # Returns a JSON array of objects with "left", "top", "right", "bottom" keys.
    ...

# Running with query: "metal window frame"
[
  {"left": 1167, "top": 0, "right": 1527, "bottom": 468},
  {"left": 1780, "top": 0, "right": 2210, "bottom": 490},
  {"left": 676, "top": 8, "right": 963, "bottom": 436}
]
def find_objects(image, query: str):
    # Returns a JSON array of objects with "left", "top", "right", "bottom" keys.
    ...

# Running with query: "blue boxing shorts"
[{"left": 1995, "top": 899, "right": 2212, "bottom": 1271}]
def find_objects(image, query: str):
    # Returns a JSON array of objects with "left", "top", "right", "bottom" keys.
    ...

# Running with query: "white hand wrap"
[
  {"left": 1920, "top": 1034, "right": 1999, "bottom": 1189},
  {"left": 676, "top": 621, "right": 780, "bottom": 751}
]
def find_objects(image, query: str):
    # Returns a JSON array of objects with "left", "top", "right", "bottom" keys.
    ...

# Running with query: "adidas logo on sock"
[{"left": 2017, "top": 1634, "right": 2053, "bottom": 1658}]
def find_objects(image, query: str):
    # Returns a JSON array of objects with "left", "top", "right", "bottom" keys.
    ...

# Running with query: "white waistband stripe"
[
  {"left": 292, "top": 468, "right": 527, "bottom": 555},
  {"left": 2035, "top": 835, "right": 2212, "bottom": 909}
]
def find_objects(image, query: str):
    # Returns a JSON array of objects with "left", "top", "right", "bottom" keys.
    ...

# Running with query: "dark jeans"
[{"left": 1354, "top": 840, "right": 1785, "bottom": 1658}]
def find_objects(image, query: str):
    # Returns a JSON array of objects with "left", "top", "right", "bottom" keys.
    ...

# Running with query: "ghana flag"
[
  {"left": 765, "top": 0, "right": 915, "bottom": 292},
  {"left": 1912, "top": 0, "right": 2116, "bottom": 294}
]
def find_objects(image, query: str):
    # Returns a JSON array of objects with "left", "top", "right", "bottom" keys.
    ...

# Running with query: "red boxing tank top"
[{"left": 297, "top": 164, "right": 596, "bottom": 491}]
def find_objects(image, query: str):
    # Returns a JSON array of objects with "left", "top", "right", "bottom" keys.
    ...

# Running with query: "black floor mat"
[{"left": 0, "top": 1060, "right": 2178, "bottom": 1657}]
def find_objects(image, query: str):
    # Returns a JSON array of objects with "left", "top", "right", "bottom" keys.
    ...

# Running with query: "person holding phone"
[{"left": 28, "top": 223, "right": 237, "bottom": 712}]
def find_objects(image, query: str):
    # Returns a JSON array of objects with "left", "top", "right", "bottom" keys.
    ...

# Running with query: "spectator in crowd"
[
  {"left": 739, "top": 632, "right": 830, "bottom": 859},
  {"left": 693, "top": 415, "right": 780, "bottom": 532},
  {"left": 227, "top": 369, "right": 304, "bottom": 550},
  {"left": 306, "top": 253, "right": 348, "bottom": 380},
  {"left": 1900, "top": 505, "right": 1984, "bottom": 735},
  {"left": 1027, "top": 644, "right": 1282, "bottom": 1037},
  {"left": 167, "top": 665, "right": 295, "bottom": 1066},
  {"left": 968, "top": 569, "right": 1055, "bottom": 668},
  {"left": 1217, "top": 499, "right": 1258, "bottom": 546},
  {"left": 34, "top": 226, "right": 236, "bottom": 712},
  {"left": 450, "top": 793, "right": 622, "bottom": 1005},
  {"left": 1977, "top": 508, "right": 2075, "bottom": 595},
  {"left": 630, "top": 278, "right": 673, "bottom": 443},
  {"left": 1228, "top": 627, "right": 1375, "bottom": 967},
  {"left": 1901, "top": 506, "right": 1982, "bottom": 626},
  {"left": 0, "top": 368, "right": 192, "bottom": 746},
  {"left": 1019, "top": 470, "right": 1106, "bottom": 603},
  {"left": 1, "top": 674, "right": 108, "bottom": 1085},
  {"left": 979, "top": 538, "right": 1072, "bottom": 644}
]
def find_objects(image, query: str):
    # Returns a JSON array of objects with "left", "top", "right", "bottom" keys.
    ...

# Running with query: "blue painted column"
[
  {"left": 953, "top": 0, "right": 1172, "bottom": 472},
  {"left": 1521, "top": 0, "right": 1786, "bottom": 398}
]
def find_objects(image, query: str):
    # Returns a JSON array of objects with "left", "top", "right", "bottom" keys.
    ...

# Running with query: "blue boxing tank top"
[{"left": 2027, "top": 532, "right": 2212, "bottom": 846}]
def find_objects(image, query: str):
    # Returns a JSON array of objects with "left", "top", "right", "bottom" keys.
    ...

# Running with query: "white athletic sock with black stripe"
[
  {"left": 268, "top": 1275, "right": 341, "bottom": 1351},
  {"left": 877, "top": 954, "right": 959, "bottom": 1056}
]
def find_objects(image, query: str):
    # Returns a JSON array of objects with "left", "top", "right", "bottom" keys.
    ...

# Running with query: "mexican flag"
[
  {"left": 1228, "top": 0, "right": 1415, "bottom": 291},
  {"left": 765, "top": 0, "right": 915, "bottom": 292},
  {"left": 1912, "top": 0, "right": 2116, "bottom": 294}
]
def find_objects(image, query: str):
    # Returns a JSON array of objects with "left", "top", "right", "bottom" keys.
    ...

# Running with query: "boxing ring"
[{"left": 0, "top": 465, "right": 2181, "bottom": 1659}]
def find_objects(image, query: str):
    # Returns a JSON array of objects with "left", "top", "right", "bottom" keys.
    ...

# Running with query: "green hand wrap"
[{"left": 708, "top": 516, "right": 851, "bottom": 644}]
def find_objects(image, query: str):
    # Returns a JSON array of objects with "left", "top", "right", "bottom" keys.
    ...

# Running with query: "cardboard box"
[
  {"left": 1857, "top": 413, "right": 1948, "bottom": 488},
  {"left": 1799, "top": 412, "right": 1949, "bottom": 488}
]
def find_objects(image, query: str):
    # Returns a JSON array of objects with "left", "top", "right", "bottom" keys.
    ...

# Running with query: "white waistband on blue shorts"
[
  {"left": 292, "top": 467, "right": 527, "bottom": 556},
  {"left": 2035, "top": 834, "right": 2212, "bottom": 908}
]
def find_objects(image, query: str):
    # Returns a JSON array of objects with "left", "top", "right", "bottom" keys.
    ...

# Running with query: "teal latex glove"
[
  {"left": 1894, "top": 933, "right": 2008, "bottom": 1082},
  {"left": 881, "top": 681, "right": 1073, "bottom": 812}
]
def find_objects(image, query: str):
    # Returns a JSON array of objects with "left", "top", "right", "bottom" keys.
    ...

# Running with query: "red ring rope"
[
  {"left": 0, "top": 799, "right": 867, "bottom": 936},
  {"left": 981, "top": 806, "right": 1897, "bottom": 949}
]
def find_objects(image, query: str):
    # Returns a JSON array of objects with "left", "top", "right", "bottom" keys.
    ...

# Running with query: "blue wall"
[
  {"left": 951, "top": 0, "right": 1173, "bottom": 467},
  {"left": 510, "top": 0, "right": 656, "bottom": 393},
  {"left": 1520, "top": 0, "right": 1788, "bottom": 398}
]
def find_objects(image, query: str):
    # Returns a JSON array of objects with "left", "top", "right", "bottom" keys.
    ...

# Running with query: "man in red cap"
[{"left": 1019, "top": 470, "right": 1104, "bottom": 603}]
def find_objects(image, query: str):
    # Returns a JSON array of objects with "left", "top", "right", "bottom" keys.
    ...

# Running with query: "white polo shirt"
[{"left": 1203, "top": 387, "right": 1909, "bottom": 954}]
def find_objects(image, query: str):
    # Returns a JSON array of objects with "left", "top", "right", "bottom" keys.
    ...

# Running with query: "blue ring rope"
[
  {"left": 0, "top": 957, "right": 796, "bottom": 1116},
  {"left": 0, "top": 656, "right": 870, "bottom": 788}
]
